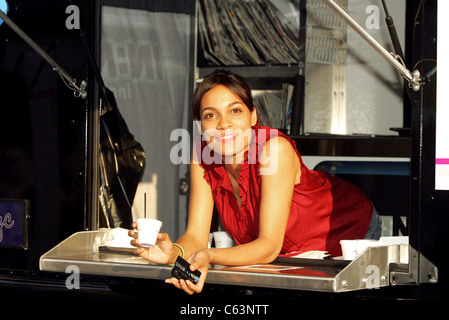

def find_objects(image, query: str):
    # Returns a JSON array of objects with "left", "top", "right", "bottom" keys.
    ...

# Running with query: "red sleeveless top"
[{"left": 197, "top": 126, "right": 372, "bottom": 256}]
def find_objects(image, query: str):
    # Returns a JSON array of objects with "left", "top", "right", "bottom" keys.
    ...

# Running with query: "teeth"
[{"left": 220, "top": 135, "right": 234, "bottom": 142}]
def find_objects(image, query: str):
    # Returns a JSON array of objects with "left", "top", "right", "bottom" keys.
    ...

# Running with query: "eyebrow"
[{"left": 201, "top": 101, "right": 243, "bottom": 115}]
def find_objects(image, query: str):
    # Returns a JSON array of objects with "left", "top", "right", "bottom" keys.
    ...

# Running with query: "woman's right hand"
[{"left": 128, "top": 222, "right": 175, "bottom": 264}]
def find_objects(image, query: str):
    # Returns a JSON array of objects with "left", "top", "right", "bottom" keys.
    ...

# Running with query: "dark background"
[{"left": 0, "top": 0, "right": 97, "bottom": 271}]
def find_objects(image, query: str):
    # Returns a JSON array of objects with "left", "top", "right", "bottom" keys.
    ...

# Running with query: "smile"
[{"left": 217, "top": 134, "right": 237, "bottom": 143}]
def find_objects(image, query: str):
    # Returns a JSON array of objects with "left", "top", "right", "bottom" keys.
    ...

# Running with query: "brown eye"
[{"left": 203, "top": 113, "right": 215, "bottom": 120}]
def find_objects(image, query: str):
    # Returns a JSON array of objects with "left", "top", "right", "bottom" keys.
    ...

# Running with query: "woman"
[{"left": 129, "top": 69, "right": 381, "bottom": 295}]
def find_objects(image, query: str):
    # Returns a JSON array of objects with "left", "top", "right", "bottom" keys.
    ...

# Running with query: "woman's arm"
[
  {"left": 174, "top": 137, "right": 301, "bottom": 294},
  {"left": 170, "top": 160, "right": 215, "bottom": 263},
  {"left": 130, "top": 160, "right": 215, "bottom": 265}
]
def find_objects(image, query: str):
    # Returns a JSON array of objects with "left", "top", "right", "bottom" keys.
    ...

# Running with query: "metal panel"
[{"left": 40, "top": 230, "right": 437, "bottom": 293}]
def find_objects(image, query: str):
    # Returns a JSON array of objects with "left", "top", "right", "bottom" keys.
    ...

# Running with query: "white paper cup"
[
  {"left": 340, "top": 239, "right": 378, "bottom": 260},
  {"left": 208, "top": 233, "right": 214, "bottom": 249},
  {"left": 213, "top": 231, "right": 234, "bottom": 248},
  {"left": 137, "top": 218, "right": 162, "bottom": 247}
]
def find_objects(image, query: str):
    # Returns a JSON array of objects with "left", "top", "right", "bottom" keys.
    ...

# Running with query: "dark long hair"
[{"left": 192, "top": 69, "right": 254, "bottom": 120}]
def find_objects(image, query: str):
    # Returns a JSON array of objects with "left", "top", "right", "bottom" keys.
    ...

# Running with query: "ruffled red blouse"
[{"left": 197, "top": 126, "right": 372, "bottom": 256}]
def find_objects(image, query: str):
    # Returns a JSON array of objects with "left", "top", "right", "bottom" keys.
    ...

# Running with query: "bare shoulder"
[
  {"left": 261, "top": 136, "right": 297, "bottom": 161},
  {"left": 259, "top": 136, "right": 299, "bottom": 176}
]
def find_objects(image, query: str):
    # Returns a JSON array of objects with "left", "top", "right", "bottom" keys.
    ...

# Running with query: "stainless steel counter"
[{"left": 39, "top": 230, "right": 437, "bottom": 293}]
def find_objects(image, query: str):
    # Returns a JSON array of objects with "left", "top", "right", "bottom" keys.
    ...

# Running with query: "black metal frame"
[
  {"left": 85, "top": 0, "right": 102, "bottom": 231},
  {"left": 408, "top": 0, "right": 449, "bottom": 296}
]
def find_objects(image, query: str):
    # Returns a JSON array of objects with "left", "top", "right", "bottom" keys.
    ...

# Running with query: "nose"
[{"left": 218, "top": 115, "right": 232, "bottom": 130}]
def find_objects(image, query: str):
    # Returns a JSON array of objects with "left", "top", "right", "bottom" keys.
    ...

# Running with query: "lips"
[
  {"left": 218, "top": 134, "right": 237, "bottom": 143},
  {"left": 217, "top": 133, "right": 237, "bottom": 143}
]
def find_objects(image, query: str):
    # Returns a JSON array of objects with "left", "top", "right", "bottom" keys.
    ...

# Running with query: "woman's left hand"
[{"left": 165, "top": 249, "right": 210, "bottom": 295}]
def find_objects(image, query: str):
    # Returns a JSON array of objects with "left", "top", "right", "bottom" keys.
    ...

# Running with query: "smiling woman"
[
  {"left": 199, "top": 85, "right": 257, "bottom": 164},
  {"left": 129, "top": 69, "right": 380, "bottom": 295}
]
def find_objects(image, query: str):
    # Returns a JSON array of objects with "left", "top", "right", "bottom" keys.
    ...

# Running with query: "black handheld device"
[{"left": 171, "top": 256, "right": 201, "bottom": 284}]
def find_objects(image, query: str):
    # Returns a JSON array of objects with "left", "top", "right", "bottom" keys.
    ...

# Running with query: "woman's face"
[{"left": 199, "top": 85, "right": 257, "bottom": 162}]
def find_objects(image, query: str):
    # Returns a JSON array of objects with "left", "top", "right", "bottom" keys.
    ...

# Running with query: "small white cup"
[
  {"left": 213, "top": 231, "right": 234, "bottom": 248},
  {"left": 340, "top": 239, "right": 378, "bottom": 260},
  {"left": 208, "top": 233, "right": 214, "bottom": 249},
  {"left": 137, "top": 218, "right": 162, "bottom": 247}
]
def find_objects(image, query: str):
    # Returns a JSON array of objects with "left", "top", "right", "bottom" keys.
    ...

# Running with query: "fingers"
[
  {"left": 128, "top": 229, "right": 165, "bottom": 244},
  {"left": 129, "top": 225, "right": 163, "bottom": 246},
  {"left": 128, "top": 232, "right": 140, "bottom": 248},
  {"left": 129, "top": 224, "right": 168, "bottom": 245},
  {"left": 189, "top": 262, "right": 199, "bottom": 271},
  {"left": 129, "top": 237, "right": 150, "bottom": 256},
  {"left": 157, "top": 232, "right": 170, "bottom": 242},
  {"left": 128, "top": 228, "right": 137, "bottom": 239},
  {"left": 165, "top": 277, "right": 203, "bottom": 295}
]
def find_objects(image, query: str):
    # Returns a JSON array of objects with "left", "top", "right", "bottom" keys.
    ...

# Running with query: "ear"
[{"left": 250, "top": 108, "right": 258, "bottom": 127}]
